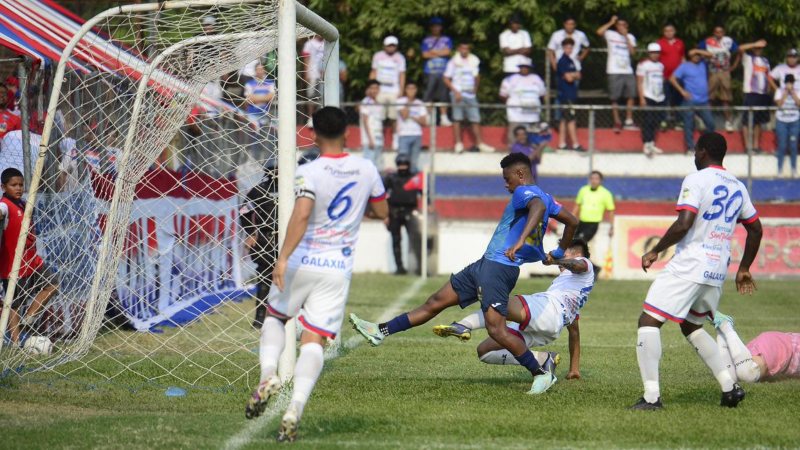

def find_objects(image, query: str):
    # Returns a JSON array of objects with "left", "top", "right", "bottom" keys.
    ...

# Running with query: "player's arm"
[
  {"left": 736, "top": 218, "right": 763, "bottom": 295},
  {"left": 504, "top": 197, "right": 546, "bottom": 260},
  {"left": 550, "top": 207, "right": 579, "bottom": 258},
  {"left": 366, "top": 198, "right": 389, "bottom": 220},
  {"left": 543, "top": 257, "right": 589, "bottom": 273},
  {"left": 641, "top": 209, "right": 696, "bottom": 272},
  {"left": 272, "top": 197, "right": 313, "bottom": 291},
  {"left": 566, "top": 320, "right": 581, "bottom": 379}
]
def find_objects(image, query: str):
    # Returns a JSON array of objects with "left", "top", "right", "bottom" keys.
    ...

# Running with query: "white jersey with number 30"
[
  {"left": 669, "top": 166, "right": 758, "bottom": 287},
  {"left": 290, "top": 154, "right": 386, "bottom": 277}
]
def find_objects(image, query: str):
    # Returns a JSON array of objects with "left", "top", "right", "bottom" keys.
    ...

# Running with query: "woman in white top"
[{"left": 774, "top": 74, "right": 800, "bottom": 178}]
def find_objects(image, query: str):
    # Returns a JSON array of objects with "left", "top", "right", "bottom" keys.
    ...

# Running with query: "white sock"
[
  {"left": 290, "top": 342, "right": 324, "bottom": 418},
  {"left": 716, "top": 334, "right": 737, "bottom": 381},
  {"left": 479, "top": 349, "right": 548, "bottom": 365},
  {"left": 718, "top": 322, "right": 760, "bottom": 383},
  {"left": 686, "top": 328, "right": 735, "bottom": 392},
  {"left": 636, "top": 327, "right": 662, "bottom": 403},
  {"left": 259, "top": 316, "right": 285, "bottom": 382},
  {"left": 457, "top": 311, "right": 484, "bottom": 330}
]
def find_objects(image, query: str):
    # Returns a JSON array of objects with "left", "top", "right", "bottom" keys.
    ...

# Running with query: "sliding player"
[
  {"left": 434, "top": 239, "right": 593, "bottom": 390},
  {"left": 632, "top": 132, "right": 763, "bottom": 410},
  {"left": 244, "top": 107, "right": 388, "bottom": 442},
  {"left": 350, "top": 152, "right": 578, "bottom": 394}
]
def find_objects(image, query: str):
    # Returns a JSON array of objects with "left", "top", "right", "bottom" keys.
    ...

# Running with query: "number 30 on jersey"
[{"left": 702, "top": 185, "right": 743, "bottom": 223}]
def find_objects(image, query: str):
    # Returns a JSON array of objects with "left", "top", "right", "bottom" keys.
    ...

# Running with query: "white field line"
[{"left": 222, "top": 277, "right": 426, "bottom": 450}]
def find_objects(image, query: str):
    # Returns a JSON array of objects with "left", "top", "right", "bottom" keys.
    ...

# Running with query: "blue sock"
[
  {"left": 379, "top": 313, "right": 411, "bottom": 336},
  {"left": 514, "top": 350, "right": 544, "bottom": 376}
]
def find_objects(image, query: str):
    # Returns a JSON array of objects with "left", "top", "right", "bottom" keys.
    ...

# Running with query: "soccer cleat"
[
  {"left": 349, "top": 313, "right": 384, "bottom": 346},
  {"left": 528, "top": 370, "right": 557, "bottom": 395},
  {"left": 542, "top": 351, "right": 560, "bottom": 374},
  {"left": 711, "top": 311, "right": 735, "bottom": 330},
  {"left": 629, "top": 397, "right": 663, "bottom": 411},
  {"left": 720, "top": 383, "right": 746, "bottom": 408},
  {"left": 245, "top": 376, "right": 281, "bottom": 419},
  {"left": 276, "top": 405, "right": 300, "bottom": 442},
  {"left": 432, "top": 323, "right": 472, "bottom": 341}
]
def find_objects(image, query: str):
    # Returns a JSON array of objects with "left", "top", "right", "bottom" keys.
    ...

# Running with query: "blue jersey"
[{"left": 484, "top": 185, "right": 562, "bottom": 266}]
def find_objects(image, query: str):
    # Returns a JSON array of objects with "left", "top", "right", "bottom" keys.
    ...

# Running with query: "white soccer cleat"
[
  {"left": 349, "top": 313, "right": 384, "bottom": 346},
  {"left": 528, "top": 370, "right": 557, "bottom": 395},
  {"left": 277, "top": 404, "right": 300, "bottom": 442},
  {"left": 245, "top": 375, "right": 281, "bottom": 419}
]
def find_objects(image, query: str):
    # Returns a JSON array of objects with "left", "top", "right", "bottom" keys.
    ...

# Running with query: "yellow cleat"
[{"left": 432, "top": 323, "right": 472, "bottom": 342}]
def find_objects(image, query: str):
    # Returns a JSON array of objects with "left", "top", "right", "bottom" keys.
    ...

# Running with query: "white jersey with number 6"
[
  {"left": 669, "top": 165, "right": 758, "bottom": 287},
  {"left": 291, "top": 153, "right": 386, "bottom": 277}
]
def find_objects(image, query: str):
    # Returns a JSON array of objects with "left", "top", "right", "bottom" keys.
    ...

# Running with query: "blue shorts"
[{"left": 449, "top": 257, "right": 519, "bottom": 316}]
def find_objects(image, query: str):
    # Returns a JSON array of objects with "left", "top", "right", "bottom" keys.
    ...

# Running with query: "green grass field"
[{"left": 1, "top": 275, "right": 799, "bottom": 449}]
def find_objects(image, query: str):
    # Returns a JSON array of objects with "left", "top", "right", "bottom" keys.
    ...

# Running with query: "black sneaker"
[
  {"left": 252, "top": 304, "right": 266, "bottom": 329},
  {"left": 720, "top": 383, "right": 745, "bottom": 408},
  {"left": 394, "top": 268, "right": 408, "bottom": 275},
  {"left": 629, "top": 397, "right": 663, "bottom": 411}
]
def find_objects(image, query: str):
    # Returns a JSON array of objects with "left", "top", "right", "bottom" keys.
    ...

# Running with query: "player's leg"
[
  {"left": 433, "top": 294, "right": 528, "bottom": 341},
  {"left": 476, "top": 333, "right": 552, "bottom": 367},
  {"left": 712, "top": 312, "right": 761, "bottom": 383},
  {"left": 681, "top": 288, "right": 743, "bottom": 407},
  {"left": 715, "top": 333, "right": 737, "bottom": 381}
]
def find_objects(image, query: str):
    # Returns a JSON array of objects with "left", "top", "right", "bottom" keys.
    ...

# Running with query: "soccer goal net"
[{"left": 0, "top": 0, "right": 338, "bottom": 390}]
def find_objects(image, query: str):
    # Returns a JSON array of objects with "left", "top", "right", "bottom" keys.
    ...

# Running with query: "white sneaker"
[
  {"left": 643, "top": 142, "right": 653, "bottom": 156},
  {"left": 725, "top": 120, "right": 735, "bottom": 132},
  {"left": 277, "top": 404, "right": 300, "bottom": 442},
  {"left": 650, "top": 144, "right": 664, "bottom": 154},
  {"left": 440, "top": 116, "right": 453, "bottom": 127},
  {"left": 477, "top": 143, "right": 495, "bottom": 153},
  {"left": 624, "top": 119, "right": 638, "bottom": 130},
  {"left": 454, "top": 142, "right": 464, "bottom": 153}
]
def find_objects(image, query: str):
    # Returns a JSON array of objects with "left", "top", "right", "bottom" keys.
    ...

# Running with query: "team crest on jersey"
[
  {"left": 681, "top": 187, "right": 690, "bottom": 199},
  {"left": 341, "top": 247, "right": 352, "bottom": 256}
]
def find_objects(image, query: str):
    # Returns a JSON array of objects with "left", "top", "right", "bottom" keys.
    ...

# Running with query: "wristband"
[{"left": 550, "top": 247, "right": 565, "bottom": 260}]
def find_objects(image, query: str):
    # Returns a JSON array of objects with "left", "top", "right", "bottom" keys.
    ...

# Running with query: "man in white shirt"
[
  {"left": 632, "top": 132, "right": 763, "bottom": 411},
  {"left": 637, "top": 43, "right": 666, "bottom": 156},
  {"left": 443, "top": 41, "right": 494, "bottom": 154},
  {"left": 499, "top": 63, "right": 546, "bottom": 145},
  {"left": 370, "top": 35, "right": 407, "bottom": 144},
  {"left": 547, "top": 16, "right": 591, "bottom": 72},
  {"left": 769, "top": 48, "right": 800, "bottom": 92},
  {"left": 499, "top": 15, "right": 533, "bottom": 77},
  {"left": 396, "top": 82, "right": 428, "bottom": 172},
  {"left": 360, "top": 80, "right": 384, "bottom": 168},
  {"left": 597, "top": 15, "right": 638, "bottom": 132},
  {"left": 738, "top": 40, "right": 770, "bottom": 153},
  {"left": 245, "top": 107, "right": 388, "bottom": 441},
  {"left": 302, "top": 35, "right": 326, "bottom": 125}
]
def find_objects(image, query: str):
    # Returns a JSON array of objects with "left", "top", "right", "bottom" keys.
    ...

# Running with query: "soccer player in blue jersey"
[{"left": 350, "top": 152, "right": 578, "bottom": 393}]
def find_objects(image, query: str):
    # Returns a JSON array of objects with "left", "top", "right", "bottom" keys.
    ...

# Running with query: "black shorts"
[
  {"left": 449, "top": 257, "right": 519, "bottom": 316},
  {"left": 2, "top": 264, "right": 56, "bottom": 309},
  {"left": 423, "top": 73, "right": 449, "bottom": 103},
  {"left": 743, "top": 93, "right": 772, "bottom": 125},
  {"left": 576, "top": 222, "right": 599, "bottom": 243}
]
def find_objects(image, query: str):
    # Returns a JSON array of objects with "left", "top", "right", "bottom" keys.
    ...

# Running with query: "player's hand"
[
  {"left": 504, "top": 242, "right": 523, "bottom": 261},
  {"left": 641, "top": 251, "right": 658, "bottom": 272},
  {"left": 736, "top": 269, "right": 757, "bottom": 295},
  {"left": 543, "top": 253, "right": 556, "bottom": 265},
  {"left": 272, "top": 258, "right": 288, "bottom": 291},
  {"left": 566, "top": 370, "right": 581, "bottom": 380}
]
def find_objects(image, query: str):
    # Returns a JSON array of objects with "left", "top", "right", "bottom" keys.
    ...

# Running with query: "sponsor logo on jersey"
[
  {"left": 703, "top": 271, "right": 726, "bottom": 281},
  {"left": 341, "top": 247, "right": 352, "bottom": 256},
  {"left": 324, "top": 165, "right": 360, "bottom": 177},
  {"left": 301, "top": 255, "right": 345, "bottom": 269}
]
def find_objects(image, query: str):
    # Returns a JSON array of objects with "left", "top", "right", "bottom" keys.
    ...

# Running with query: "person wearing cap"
[
  {"left": 773, "top": 73, "right": 800, "bottom": 178},
  {"left": 499, "top": 62, "right": 546, "bottom": 146},
  {"left": 421, "top": 17, "right": 454, "bottom": 126},
  {"left": 657, "top": 24, "right": 686, "bottom": 127},
  {"left": 370, "top": 36, "right": 407, "bottom": 145},
  {"left": 738, "top": 39, "right": 771, "bottom": 153},
  {"left": 637, "top": 43, "right": 666, "bottom": 156},
  {"left": 443, "top": 41, "right": 493, "bottom": 153},
  {"left": 670, "top": 48, "right": 716, "bottom": 152},
  {"left": 547, "top": 16, "right": 590, "bottom": 72},
  {"left": 698, "top": 26, "right": 740, "bottom": 132},
  {"left": 499, "top": 14, "right": 533, "bottom": 78},
  {"left": 556, "top": 38, "right": 582, "bottom": 151},
  {"left": 0, "top": 85, "right": 21, "bottom": 140},
  {"left": 302, "top": 35, "right": 326, "bottom": 124},
  {"left": 396, "top": 81, "right": 428, "bottom": 172},
  {"left": 597, "top": 15, "right": 638, "bottom": 132},
  {"left": 769, "top": 49, "right": 800, "bottom": 93},
  {"left": 383, "top": 155, "right": 422, "bottom": 275}
]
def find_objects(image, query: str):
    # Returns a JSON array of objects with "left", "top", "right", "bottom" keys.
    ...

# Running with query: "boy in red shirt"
[{"left": 0, "top": 168, "right": 56, "bottom": 344}]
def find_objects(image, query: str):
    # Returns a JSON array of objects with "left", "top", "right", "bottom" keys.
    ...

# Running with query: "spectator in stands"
[
  {"left": 499, "top": 14, "right": 533, "bottom": 78},
  {"left": 597, "top": 15, "right": 638, "bottom": 132},
  {"left": 769, "top": 48, "right": 800, "bottom": 96},
  {"left": 443, "top": 41, "right": 494, "bottom": 153},
  {"left": 637, "top": 43, "right": 666, "bottom": 156},
  {"left": 3, "top": 76, "right": 18, "bottom": 114},
  {"left": 739, "top": 40, "right": 770, "bottom": 153},
  {"left": 556, "top": 38, "right": 582, "bottom": 151},
  {"left": 572, "top": 171, "right": 615, "bottom": 243},
  {"left": 244, "top": 62, "right": 276, "bottom": 125},
  {"left": 201, "top": 78, "right": 224, "bottom": 118},
  {"left": 396, "top": 82, "right": 428, "bottom": 172},
  {"left": 657, "top": 24, "right": 685, "bottom": 127},
  {"left": 421, "top": 17, "right": 454, "bottom": 126},
  {"left": 774, "top": 73, "right": 800, "bottom": 178},
  {"left": 509, "top": 125, "right": 542, "bottom": 182},
  {"left": 360, "top": 80, "right": 384, "bottom": 167},
  {"left": 370, "top": 36, "right": 407, "bottom": 150},
  {"left": 499, "top": 62, "right": 546, "bottom": 145},
  {"left": 698, "top": 26, "right": 740, "bottom": 132},
  {"left": 302, "top": 35, "right": 325, "bottom": 125},
  {"left": 670, "top": 49, "right": 715, "bottom": 152},
  {"left": 547, "top": 16, "right": 591, "bottom": 72},
  {"left": 383, "top": 155, "right": 422, "bottom": 275},
  {"left": 0, "top": 85, "right": 21, "bottom": 139}
]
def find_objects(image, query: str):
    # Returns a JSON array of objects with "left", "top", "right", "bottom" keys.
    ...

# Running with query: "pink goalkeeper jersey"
[{"left": 746, "top": 332, "right": 800, "bottom": 379}]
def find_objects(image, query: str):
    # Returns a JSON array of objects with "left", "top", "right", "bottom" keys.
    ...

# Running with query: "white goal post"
[{"left": 0, "top": 0, "right": 339, "bottom": 387}]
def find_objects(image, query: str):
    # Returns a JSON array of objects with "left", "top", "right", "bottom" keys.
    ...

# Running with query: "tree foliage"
[{"left": 308, "top": 0, "right": 800, "bottom": 101}]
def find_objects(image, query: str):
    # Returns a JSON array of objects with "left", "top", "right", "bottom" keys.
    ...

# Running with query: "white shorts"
[
  {"left": 643, "top": 270, "right": 721, "bottom": 325},
  {"left": 266, "top": 267, "right": 351, "bottom": 339},
  {"left": 508, "top": 293, "right": 564, "bottom": 347}
]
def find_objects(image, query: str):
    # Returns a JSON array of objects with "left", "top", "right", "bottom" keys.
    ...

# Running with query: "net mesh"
[{"left": 0, "top": 0, "right": 325, "bottom": 390}]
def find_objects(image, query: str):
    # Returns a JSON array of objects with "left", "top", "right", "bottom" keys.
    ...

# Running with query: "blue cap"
[{"left": 429, "top": 16, "right": 444, "bottom": 25}]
